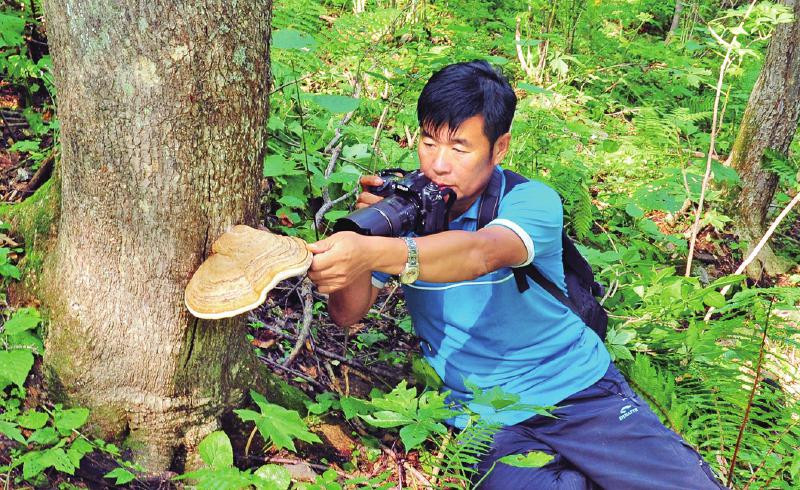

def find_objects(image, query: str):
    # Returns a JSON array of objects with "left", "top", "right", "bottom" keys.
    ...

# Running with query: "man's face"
[{"left": 418, "top": 114, "right": 510, "bottom": 218}]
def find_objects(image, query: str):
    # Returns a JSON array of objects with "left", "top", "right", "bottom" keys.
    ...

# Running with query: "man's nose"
[{"left": 431, "top": 149, "right": 450, "bottom": 174}]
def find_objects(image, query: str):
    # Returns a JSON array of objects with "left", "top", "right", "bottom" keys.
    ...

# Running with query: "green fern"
[
  {"left": 424, "top": 421, "right": 500, "bottom": 489},
  {"left": 618, "top": 286, "right": 800, "bottom": 489},
  {"left": 762, "top": 149, "right": 800, "bottom": 188}
]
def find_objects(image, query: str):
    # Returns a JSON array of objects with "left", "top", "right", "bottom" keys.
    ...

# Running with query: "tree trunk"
[
  {"left": 41, "top": 0, "right": 286, "bottom": 472},
  {"left": 666, "top": 0, "right": 683, "bottom": 43},
  {"left": 730, "top": 0, "right": 800, "bottom": 278}
]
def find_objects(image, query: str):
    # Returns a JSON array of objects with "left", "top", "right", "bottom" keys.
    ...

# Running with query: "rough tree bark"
[
  {"left": 41, "top": 0, "right": 294, "bottom": 472},
  {"left": 729, "top": 0, "right": 800, "bottom": 278}
]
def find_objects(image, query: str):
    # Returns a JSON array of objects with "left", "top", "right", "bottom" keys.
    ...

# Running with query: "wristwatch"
[{"left": 399, "top": 237, "right": 419, "bottom": 284}]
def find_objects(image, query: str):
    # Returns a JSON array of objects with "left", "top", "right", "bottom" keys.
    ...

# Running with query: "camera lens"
[{"left": 333, "top": 195, "right": 419, "bottom": 236}]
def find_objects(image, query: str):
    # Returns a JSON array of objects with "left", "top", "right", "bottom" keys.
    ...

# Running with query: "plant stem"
[
  {"left": 726, "top": 298, "right": 774, "bottom": 487},
  {"left": 685, "top": 0, "right": 757, "bottom": 277},
  {"left": 290, "top": 58, "right": 318, "bottom": 241}
]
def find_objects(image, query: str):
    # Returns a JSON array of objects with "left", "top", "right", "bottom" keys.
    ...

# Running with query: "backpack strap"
[
  {"left": 476, "top": 168, "right": 504, "bottom": 231},
  {"left": 475, "top": 169, "right": 586, "bottom": 313}
]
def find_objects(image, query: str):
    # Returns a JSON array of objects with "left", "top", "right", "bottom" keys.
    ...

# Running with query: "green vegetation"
[{"left": 2, "top": 0, "right": 799, "bottom": 488}]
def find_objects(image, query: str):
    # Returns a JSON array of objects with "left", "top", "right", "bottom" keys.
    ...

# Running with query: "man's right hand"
[{"left": 356, "top": 175, "right": 385, "bottom": 209}]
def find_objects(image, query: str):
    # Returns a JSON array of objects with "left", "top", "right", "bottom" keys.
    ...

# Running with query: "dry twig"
[
  {"left": 283, "top": 279, "right": 314, "bottom": 368},
  {"left": 703, "top": 191, "right": 800, "bottom": 322}
]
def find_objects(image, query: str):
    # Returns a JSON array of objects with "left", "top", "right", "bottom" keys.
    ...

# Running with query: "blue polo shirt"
[{"left": 372, "top": 167, "right": 610, "bottom": 427}]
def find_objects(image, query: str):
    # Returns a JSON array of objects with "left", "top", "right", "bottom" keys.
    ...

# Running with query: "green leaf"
[
  {"left": 625, "top": 202, "right": 644, "bottom": 219},
  {"left": 324, "top": 210, "right": 349, "bottom": 222},
  {"left": 601, "top": 139, "right": 621, "bottom": 153},
  {"left": 198, "top": 431, "right": 234, "bottom": 469},
  {"left": 499, "top": 451, "right": 554, "bottom": 468},
  {"left": 0, "top": 420, "right": 26, "bottom": 444},
  {"left": 254, "top": 464, "right": 292, "bottom": 490},
  {"left": 0, "top": 349, "right": 33, "bottom": 390},
  {"left": 0, "top": 13, "right": 26, "bottom": 48},
  {"left": 0, "top": 263, "right": 21, "bottom": 280},
  {"left": 361, "top": 411, "right": 414, "bottom": 428},
  {"left": 312, "top": 95, "right": 361, "bottom": 114},
  {"left": 340, "top": 396, "right": 373, "bottom": 420},
  {"left": 22, "top": 450, "right": 47, "bottom": 479},
  {"left": 263, "top": 155, "right": 303, "bottom": 177},
  {"left": 708, "top": 274, "right": 746, "bottom": 289},
  {"left": 6, "top": 331, "right": 44, "bottom": 355},
  {"left": 28, "top": 427, "right": 59, "bottom": 445},
  {"left": 272, "top": 29, "right": 318, "bottom": 51},
  {"left": 399, "top": 423, "right": 429, "bottom": 450},
  {"left": 105, "top": 467, "right": 136, "bottom": 485},
  {"left": 3, "top": 308, "right": 41, "bottom": 335},
  {"left": 278, "top": 195, "right": 306, "bottom": 208},
  {"left": 67, "top": 438, "right": 93, "bottom": 467},
  {"left": 236, "top": 391, "right": 321, "bottom": 452},
  {"left": 703, "top": 291, "right": 726, "bottom": 308},
  {"left": 18, "top": 410, "right": 49, "bottom": 429},
  {"left": 517, "top": 83, "right": 553, "bottom": 96},
  {"left": 54, "top": 408, "right": 90, "bottom": 435}
]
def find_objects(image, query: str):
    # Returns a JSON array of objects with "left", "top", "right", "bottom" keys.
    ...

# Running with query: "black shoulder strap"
[
  {"left": 476, "top": 168, "right": 529, "bottom": 230},
  {"left": 476, "top": 169, "right": 582, "bottom": 316}
]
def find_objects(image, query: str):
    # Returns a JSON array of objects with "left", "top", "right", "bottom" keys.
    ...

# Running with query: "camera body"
[{"left": 333, "top": 170, "right": 456, "bottom": 237}]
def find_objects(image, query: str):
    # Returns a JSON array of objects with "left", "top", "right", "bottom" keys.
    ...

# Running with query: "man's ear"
[{"left": 492, "top": 133, "right": 511, "bottom": 164}]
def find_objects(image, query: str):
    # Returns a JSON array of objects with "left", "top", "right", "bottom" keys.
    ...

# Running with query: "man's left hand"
[{"left": 307, "top": 232, "right": 373, "bottom": 294}]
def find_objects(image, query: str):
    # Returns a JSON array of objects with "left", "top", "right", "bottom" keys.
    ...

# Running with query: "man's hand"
[
  {"left": 356, "top": 175, "right": 384, "bottom": 209},
  {"left": 307, "top": 231, "right": 376, "bottom": 294}
]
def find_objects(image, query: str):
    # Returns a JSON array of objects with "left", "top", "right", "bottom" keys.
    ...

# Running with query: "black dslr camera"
[{"left": 333, "top": 169, "right": 456, "bottom": 237}]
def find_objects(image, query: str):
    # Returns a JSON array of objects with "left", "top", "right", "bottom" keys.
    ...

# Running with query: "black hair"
[{"left": 417, "top": 60, "right": 517, "bottom": 147}]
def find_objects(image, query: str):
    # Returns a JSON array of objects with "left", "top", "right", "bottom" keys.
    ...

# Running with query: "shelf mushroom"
[{"left": 185, "top": 225, "right": 312, "bottom": 319}]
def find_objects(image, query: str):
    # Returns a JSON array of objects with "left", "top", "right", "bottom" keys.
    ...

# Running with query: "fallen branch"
[
  {"left": 283, "top": 279, "right": 314, "bottom": 368},
  {"left": 256, "top": 319, "right": 397, "bottom": 379},
  {"left": 703, "top": 190, "right": 800, "bottom": 322},
  {"left": 259, "top": 355, "right": 327, "bottom": 391}
]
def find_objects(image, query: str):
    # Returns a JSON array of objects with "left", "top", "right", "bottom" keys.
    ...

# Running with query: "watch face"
[{"left": 400, "top": 269, "right": 418, "bottom": 284}]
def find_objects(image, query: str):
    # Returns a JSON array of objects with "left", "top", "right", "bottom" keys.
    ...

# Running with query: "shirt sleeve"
[
  {"left": 485, "top": 180, "right": 563, "bottom": 268},
  {"left": 371, "top": 271, "right": 390, "bottom": 289}
]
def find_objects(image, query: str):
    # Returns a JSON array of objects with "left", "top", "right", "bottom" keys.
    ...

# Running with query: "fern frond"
[{"left": 423, "top": 422, "right": 500, "bottom": 489}]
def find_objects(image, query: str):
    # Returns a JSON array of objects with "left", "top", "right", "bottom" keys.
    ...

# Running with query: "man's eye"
[{"left": 453, "top": 147, "right": 467, "bottom": 154}]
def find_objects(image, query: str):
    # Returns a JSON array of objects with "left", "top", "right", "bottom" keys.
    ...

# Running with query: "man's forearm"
[{"left": 366, "top": 227, "right": 524, "bottom": 283}]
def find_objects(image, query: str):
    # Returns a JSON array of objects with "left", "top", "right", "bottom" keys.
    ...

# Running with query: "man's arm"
[{"left": 308, "top": 225, "right": 527, "bottom": 292}]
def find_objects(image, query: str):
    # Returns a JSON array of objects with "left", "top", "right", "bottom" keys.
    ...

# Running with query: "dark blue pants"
[{"left": 475, "top": 363, "right": 727, "bottom": 489}]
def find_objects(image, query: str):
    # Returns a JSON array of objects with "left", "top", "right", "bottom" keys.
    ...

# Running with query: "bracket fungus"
[{"left": 185, "top": 225, "right": 312, "bottom": 319}]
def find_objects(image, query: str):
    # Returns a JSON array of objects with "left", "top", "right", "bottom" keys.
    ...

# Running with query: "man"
[{"left": 307, "top": 61, "right": 724, "bottom": 489}]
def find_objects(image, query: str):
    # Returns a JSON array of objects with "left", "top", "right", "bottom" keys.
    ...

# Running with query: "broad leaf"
[
  {"left": 105, "top": 467, "right": 136, "bottom": 485},
  {"left": 312, "top": 95, "right": 360, "bottom": 114},
  {"left": 55, "top": 407, "right": 90, "bottom": 435},
  {"left": 272, "top": 29, "right": 317, "bottom": 51},
  {"left": 235, "top": 391, "right": 321, "bottom": 452},
  {"left": 254, "top": 464, "right": 292, "bottom": 490},
  {"left": 499, "top": 451, "right": 554, "bottom": 468},
  {"left": 18, "top": 410, "right": 49, "bottom": 429},
  {"left": 0, "top": 349, "right": 34, "bottom": 389},
  {"left": 0, "top": 420, "right": 25, "bottom": 443},
  {"left": 360, "top": 410, "right": 414, "bottom": 428},
  {"left": 399, "top": 423, "right": 429, "bottom": 450},
  {"left": 3, "top": 308, "right": 41, "bottom": 335},
  {"left": 198, "top": 431, "right": 233, "bottom": 469}
]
